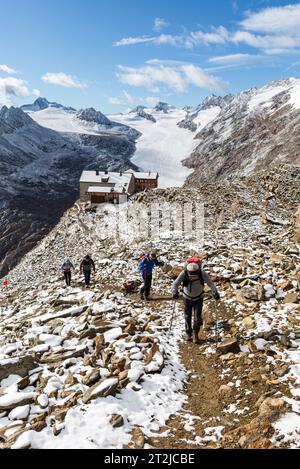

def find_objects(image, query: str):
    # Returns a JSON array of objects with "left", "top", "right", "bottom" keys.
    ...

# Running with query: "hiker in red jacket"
[{"left": 80, "top": 255, "right": 96, "bottom": 287}]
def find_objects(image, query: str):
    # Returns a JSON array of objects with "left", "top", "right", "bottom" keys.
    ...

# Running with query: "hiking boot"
[
  {"left": 145, "top": 296, "right": 151, "bottom": 302},
  {"left": 140, "top": 292, "right": 146, "bottom": 300},
  {"left": 186, "top": 334, "right": 193, "bottom": 342},
  {"left": 193, "top": 332, "right": 201, "bottom": 345}
]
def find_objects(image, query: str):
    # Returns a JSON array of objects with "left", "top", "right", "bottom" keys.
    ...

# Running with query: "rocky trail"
[{"left": 0, "top": 165, "right": 299, "bottom": 449}]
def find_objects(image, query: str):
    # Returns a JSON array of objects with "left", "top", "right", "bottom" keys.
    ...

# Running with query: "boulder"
[
  {"left": 242, "top": 317, "right": 256, "bottom": 329},
  {"left": 0, "top": 392, "right": 36, "bottom": 411},
  {"left": 283, "top": 292, "right": 298, "bottom": 304},
  {"left": 0, "top": 356, "right": 37, "bottom": 381},
  {"left": 82, "top": 370, "right": 101, "bottom": 386},
  {"left": 82, "top": 378, "right": 119, "bottom": 403},
  {"left": 110, "top": 414, "right": 124, "bottom": 428},
  {"left": 217, "top": 337, "right": 240, "bottom": 355}
]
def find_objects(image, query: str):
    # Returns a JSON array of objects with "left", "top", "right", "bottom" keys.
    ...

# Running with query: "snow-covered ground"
[{"left": 110, "top": 110, "right": 198, "bottom": 188}]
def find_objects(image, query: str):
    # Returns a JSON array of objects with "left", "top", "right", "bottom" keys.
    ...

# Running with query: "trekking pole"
[
  {"left": 168, "top": 300, "right": 177, "bottom": 338},
  {"left": 215, "top": 301, "right": 219, "bottom": 347}
]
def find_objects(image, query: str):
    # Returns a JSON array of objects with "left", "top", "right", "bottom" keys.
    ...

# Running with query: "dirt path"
[{"left": 137, "top": 295, "right": 290, "bottom": 449}]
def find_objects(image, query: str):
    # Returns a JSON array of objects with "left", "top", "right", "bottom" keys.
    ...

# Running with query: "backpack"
[
  {"left": 183, "top": 257, "right": 204, "bottom": 286},
  {"left": 138, "top": 252, "right": 149, "bottom": 265},
  {"left": 62, "top": 262, "right": 71, "bottom": 272},
  {"left": 82, "top": 258, "right": 93, "bottom": 271}
]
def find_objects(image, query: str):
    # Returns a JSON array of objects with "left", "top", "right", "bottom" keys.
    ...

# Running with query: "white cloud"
[
  {"left": 190, "top": 26, "right": 229, "bottom": 46},
  {"left": 117, "top": 63, "right": 224, "bottom": 94},
  {"left": 0, "top": 77, "right": 30, "bottom": 105},
  {"left": 181, "top": 64, "right": 225, "bottom": 92},
  {"left": 114, "top": 28, "right": 229, "bottom": 49},
  {"left": 42, "top": 72, "right": 87, "bottom": 89},
  {"left": 208, "top": 53, "right": 259, "bottom": 64},
  {"left": 231, "top": 30, "right": 299, "bottom": 51},
  {"left": 240, "top": 4, "right": 300, "bottom": 34},
  {"left": 154, "top": 17, "right": 169, "bottom": 32},
  {"left": 114, "top": 36, "right": 155, "bottom": 47},
  {"left": 0, "top": 64, "right": 18, "bottom": 74},
  {"left": 113, "top": 4, "right": 300, "bottom": 56}
]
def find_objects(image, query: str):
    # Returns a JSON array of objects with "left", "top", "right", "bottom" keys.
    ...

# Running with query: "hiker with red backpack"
[
  {"left": 172, "top": 257, "right": 220, "bottom": 345},
  {"left": 61, "top": 259, "right": 75, "bottom": 286},
  {"left": 138, "top": 252, "right": 164, "bottom": 301},
  {"left": 80, "top": 255, "right": 96, "bottom": 287}
]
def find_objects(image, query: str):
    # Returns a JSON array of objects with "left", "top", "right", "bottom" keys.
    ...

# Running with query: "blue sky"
[{"left": 1, "top": 0, "right": 300, "bottom": 113}]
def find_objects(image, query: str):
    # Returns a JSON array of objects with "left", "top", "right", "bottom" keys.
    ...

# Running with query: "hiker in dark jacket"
[
  {"left": 80, "top": 255, "right": 96, "bottom": 287},
  {"left": 61, "top": 259, "right": 75, "bottom": 286},
  {"left": 138, "top": 252, "right": 164, "bottom": 301},
  {"left": 172, "top": 262, "right": 220, "bottom": 344}
]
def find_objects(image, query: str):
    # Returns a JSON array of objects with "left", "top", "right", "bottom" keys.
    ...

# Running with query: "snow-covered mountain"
[
  {"left": 154, "top": 102, "right": 175, "bottom": 113},
  {"left": 183, "top": 77, "right": 300, "bottom": 183},
  {"left": 128, "top": 106, "right": 156, "bottom": 123},
  {"left": 77, "top": 107, "right": 111, "bottom": 126},
  {"left": 28, "top": 105, "right": 141, "bottom": 142},
  {"left": 0, "top": 106, "right": 140, "bottom": 277},
  {"left": 21, "top": 97, "right": 76, "bottom": 113}
]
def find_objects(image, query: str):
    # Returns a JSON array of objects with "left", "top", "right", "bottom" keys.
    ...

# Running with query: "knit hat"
[{"left": 187, "top": 263, "right": 200, "bottom": 273}]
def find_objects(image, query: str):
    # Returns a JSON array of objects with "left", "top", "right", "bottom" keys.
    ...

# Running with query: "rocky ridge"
[{"left": 184, "top": 78, "right": 300, "bottom": 182}]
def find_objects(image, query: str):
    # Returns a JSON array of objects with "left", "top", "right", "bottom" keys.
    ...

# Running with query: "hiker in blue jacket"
[{"left": 139, "top": 252, "right": 164, "bottom": 301}]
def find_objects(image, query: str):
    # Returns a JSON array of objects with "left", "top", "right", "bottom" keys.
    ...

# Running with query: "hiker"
[
  {"left": 80, "top": 255, "right": 96, "bottom": 287},
  {"left": 172, "top": 258, "right": 220, "bottom": 345},
  {"left": 2, "top": 278, "right": 9, "bottom": 288},
  {"left": 61, "top": 259, "right": 74, "bottom": 286},
  {"left": 138, "top": 252, "right": 164, "bottom": 301}
]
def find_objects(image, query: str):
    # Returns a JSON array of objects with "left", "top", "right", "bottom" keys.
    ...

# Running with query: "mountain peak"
[
  {"left": 0, "top": 106, "right": 34, "bottom": 131},
  {"left": 154, "top": 102, "right": 175, "bottom": 113},
  {"left": 21, "top": 98, "right": 76, "bottom": 113},
  {"left": 76, "top": 107, "right": 111, "bottom": 126}
]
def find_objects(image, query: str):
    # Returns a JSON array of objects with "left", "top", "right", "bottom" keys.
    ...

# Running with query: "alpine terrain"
[{"left": 0, "top": 77, "right": 300, "bottom": 450}]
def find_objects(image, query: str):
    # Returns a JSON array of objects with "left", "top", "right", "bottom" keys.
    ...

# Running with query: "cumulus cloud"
[
  {"left": 0, "top": 64, "right": 18, "bottom": 74},
  {"left": 240, "top": 4, "right": 300, "bottom": 34},
  {"left": 42, "top": 72, "right": 87, "bottom": 89},
  {"left": 153, "top": 18, "right": 169, "bottom": 32},
  {"left": 0, "top": 77, "right": 30, "bottom": 105},
  {"left": 117, "top": 63, "right": 224, "bottom": 93}
]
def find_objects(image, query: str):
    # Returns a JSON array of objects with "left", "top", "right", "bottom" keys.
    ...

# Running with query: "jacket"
[
  {"left": 172, "top": 268, "right": 217, "bottom": 301},
  {"left": 138, "top": 257, "right": 162, "bottom": 276},
  {"left": 80, "top": 259, "right": 95, "bottom": 272}
]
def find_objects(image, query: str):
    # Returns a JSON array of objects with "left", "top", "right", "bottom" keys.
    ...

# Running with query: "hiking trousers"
[
  {"left": 184, "top": 298, "right": 204, "bottom": 335},
  {"left": 140, "top": 273, "right": 153, "bottom": 298},
  {"left": 64, "top": 271, "right": 71, "bottom": 286},
  {"left": 83, "top": 270, "right": 91, "bottom": 286}
]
